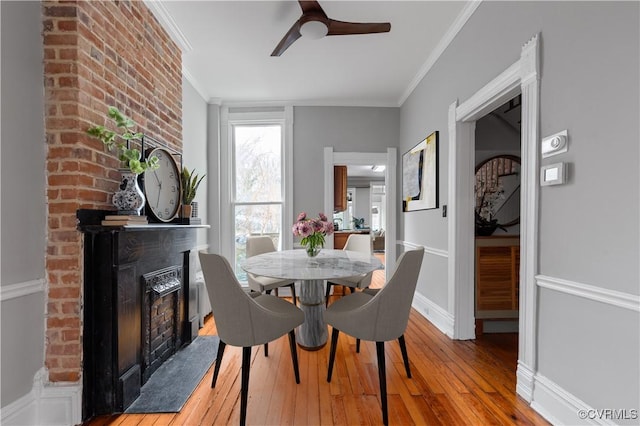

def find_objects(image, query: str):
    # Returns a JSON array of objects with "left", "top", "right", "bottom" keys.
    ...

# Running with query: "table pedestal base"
[{"left": 295, "top": 279, "right": 328, "bottom": 350}]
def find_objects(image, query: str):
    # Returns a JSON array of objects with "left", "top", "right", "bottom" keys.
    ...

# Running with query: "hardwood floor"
[
  {"left": 87, "top": 288, "right": 549, "bottom": 425},
  {"left": 371, "top": 252, "right": 386, "bottom": 289}
]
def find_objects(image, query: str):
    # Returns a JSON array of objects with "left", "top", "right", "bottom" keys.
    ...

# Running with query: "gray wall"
[
  {"left": 0, "top": 1, "right": 47, "bottom": 406},
  {"left": 206, "top": 104, "right": 221, "bottom": 254},
  {"left": 293, "top": 106, "right": 399, "bottom": 219},
  {"left": 354, "top": 187, "right": 370, "bottom": 227},
  {"left": 182, "top": 78, "right": 209, "bottom": 249},
  {"left": 400, "top": 0, "right": 639, "bottom": 415}
]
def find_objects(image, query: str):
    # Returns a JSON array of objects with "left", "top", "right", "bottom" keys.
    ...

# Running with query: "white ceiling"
[
  {"left": 147, "top": 1, "right": 475, "bottom": 107},
  {"left": 347, "top": 164, "right": 385, "bottom": 179}
]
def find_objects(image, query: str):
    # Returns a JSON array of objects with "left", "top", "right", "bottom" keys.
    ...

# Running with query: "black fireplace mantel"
[{"left": 78, "top": 210, "right": 208, "bottom": 420}]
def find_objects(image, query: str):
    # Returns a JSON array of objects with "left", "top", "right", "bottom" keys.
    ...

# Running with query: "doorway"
[
  {"left": 448, "top": 34, "right": 540, "bottom": 401},
  {"left": 474, "top": 96, "right": 521, "bottom": 335},
  {"left": 323, "top": 148, "right": 397, "bottom": 273}
]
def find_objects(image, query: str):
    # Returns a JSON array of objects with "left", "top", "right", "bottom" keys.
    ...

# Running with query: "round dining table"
[{"left": 241, "top": 248, "right": 383, "bottom": 350}]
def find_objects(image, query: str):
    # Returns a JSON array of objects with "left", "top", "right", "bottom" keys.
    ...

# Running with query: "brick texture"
[{"left": 43, "top": 0, "right": 182, "bottom": 383}]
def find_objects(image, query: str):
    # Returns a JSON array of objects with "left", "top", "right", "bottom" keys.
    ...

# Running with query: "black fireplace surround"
[{"left": 78, "top": 210, "right": 204, "bottom": 421}]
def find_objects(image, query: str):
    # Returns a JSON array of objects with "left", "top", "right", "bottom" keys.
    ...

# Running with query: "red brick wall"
[{"left": 43, "top": 0, "right": 182, "bottom": 382}]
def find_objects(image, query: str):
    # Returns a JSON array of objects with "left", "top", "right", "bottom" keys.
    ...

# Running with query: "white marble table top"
[{"left": 241, "top": 249, "right": 383, "bottom": 281}]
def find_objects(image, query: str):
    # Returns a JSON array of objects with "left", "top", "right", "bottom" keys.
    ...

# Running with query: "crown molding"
[
  {"left": 144, "top": 0, "right": 193, "bottom": 52},
  {"left": 398, "top": 0, "right": 482, "bottom": 106},
  {"left": 182, "top": 66, "right": 209, "bottom": 102}
]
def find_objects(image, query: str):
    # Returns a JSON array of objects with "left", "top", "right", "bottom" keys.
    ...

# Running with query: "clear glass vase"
[{"left": 305, "top": 246, "right": 321, "bottom": 257}]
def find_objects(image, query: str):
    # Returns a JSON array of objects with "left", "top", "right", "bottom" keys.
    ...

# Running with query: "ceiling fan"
[{"left": 271, "top": 0, "right": 391, "bottom": 57}]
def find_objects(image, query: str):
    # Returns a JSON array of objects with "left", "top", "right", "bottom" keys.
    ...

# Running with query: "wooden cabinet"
[
  {"left": 475, "top": 236, "right": 519, "bottom": 326},
  {"left": 334, "top": 231, "right": 370, "bottom": 250},
  {"left": 334, "top": 165, "right": 347, "bottom": 212},
  {"left": 334, "top": 232, "right": 349, "bottom": 249}
]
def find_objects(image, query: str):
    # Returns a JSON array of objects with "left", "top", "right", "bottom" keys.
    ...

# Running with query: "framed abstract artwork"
[{"left": 402, "top": 130, "right": 439, "bottom": 212}]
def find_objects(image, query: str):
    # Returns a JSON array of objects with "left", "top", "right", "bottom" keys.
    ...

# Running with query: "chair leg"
[
  {"left": 327, "top": 328, "right": 340, "bottom": 382},
  {"left": 376, "top": 341, "right": 388, "bottom": 426},
  {"left": 356, "top": 338, "right": 361, "bottom": 353},
  {"left": 325, "top": 282, "right": 332, "bottom": 307},
  {"left": 240, "top": 346, "right": 251, "bottom": 426},
  {"left": 290, "top": 283, "right": 297, "bottom": 306},
  {"left": 398, "top": 334, "right": 411, "bottom": 378},
  {"left": 212, "top": 340, "right": 226, "bottom": 388},
  {"left": 288, "top": 330, "right": 300, "bottom": 384}
]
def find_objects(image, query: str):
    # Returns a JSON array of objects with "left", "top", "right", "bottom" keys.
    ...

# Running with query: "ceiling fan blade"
[
  {"left": 271, "top": 20, "right": 302, "bottom": 57},
  {"left": 298, "top": 0, "right": 327, "bottom": 18},
  {"left": 327, "top": 20, "right": 391, "bottom": 36}
]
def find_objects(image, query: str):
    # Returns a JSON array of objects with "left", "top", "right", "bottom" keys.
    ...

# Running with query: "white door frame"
[
  {"left": 324, "top": 148, "right": 397, "bottom": 273},
  {"left": 448, "top": 34, "right": 540, "bottom": 401}
]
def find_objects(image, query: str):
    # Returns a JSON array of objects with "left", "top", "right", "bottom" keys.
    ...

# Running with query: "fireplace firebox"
[{"left": 142, "top": 266, "right": 183, "bottom": 382}]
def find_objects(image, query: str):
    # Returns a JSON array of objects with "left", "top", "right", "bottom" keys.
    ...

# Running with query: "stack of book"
[{"left": 101, "top": 215, "right": 149, "bottom": 226}]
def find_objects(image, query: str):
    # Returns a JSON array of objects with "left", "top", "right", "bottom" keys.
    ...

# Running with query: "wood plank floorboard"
[{"left": 86, "top": 292, "right": 549, "bottom": 426}]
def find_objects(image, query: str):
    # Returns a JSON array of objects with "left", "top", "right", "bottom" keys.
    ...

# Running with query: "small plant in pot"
[{"left": 181, "top": 167, "right": 205, "bottom": 218}]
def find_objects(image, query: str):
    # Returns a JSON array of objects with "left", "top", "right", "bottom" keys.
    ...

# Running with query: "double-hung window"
[{"left": 221, "top": 107, "right": 293, "bottom": 282}]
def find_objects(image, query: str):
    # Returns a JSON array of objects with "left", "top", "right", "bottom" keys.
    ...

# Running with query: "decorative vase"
[
  {"left": 112, "top": 170, "right": 145, "bottom": 215},
  {"left": 305, "top": 246, "right": 321, "bottom": 257}
]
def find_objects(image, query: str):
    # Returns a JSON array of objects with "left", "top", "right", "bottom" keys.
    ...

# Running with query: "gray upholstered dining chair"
[
  {"left": 324, "top": 247, "right": 424, "bottom": 426},
  {"left": 325, "top": 233, "right": 374, "bottom": 306},
  {"left": 198, "top": 251, "right": 304, "bottom": 426},
  {"left": 246, "top": 235, "right": 297, "bottom": 306}
]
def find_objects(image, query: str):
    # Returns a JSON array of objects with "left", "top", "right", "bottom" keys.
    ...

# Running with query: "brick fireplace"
[{"left": 42, "top": 0, "right": 182, "bottom": 398}]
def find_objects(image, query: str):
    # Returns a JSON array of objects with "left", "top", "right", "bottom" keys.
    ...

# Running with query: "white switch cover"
[{"left": 540, "top": 162, "right": 566, "bottom": 186}]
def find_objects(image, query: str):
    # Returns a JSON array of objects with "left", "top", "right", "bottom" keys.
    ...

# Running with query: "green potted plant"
[
  {"left": 87, "top": 106, "right": 159, "bottom": 214},
  {"left": 181, "top": 167, "right": 205, "bottom": 218},
  {"left": 87, "top": 106, "right": 159, "bottom": 174}
]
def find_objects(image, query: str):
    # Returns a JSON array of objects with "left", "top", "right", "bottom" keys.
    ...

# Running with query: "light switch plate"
[{"left": 540, "top": 162, "right": 566, "bottom": 186}]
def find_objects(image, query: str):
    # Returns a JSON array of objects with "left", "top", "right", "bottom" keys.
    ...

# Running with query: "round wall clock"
[{"left": 142, "top": 147, "right": 181, "bottom": 222}]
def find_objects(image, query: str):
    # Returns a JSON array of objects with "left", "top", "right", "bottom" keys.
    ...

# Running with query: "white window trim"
[{"left": 219, "top": 106, "right": 293, "bottom": 269}]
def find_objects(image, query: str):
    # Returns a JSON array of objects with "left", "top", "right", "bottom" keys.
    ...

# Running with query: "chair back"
[
  {"left": 361, "top": 248, "right": 423, "bottom": 341},
  {"left": 246, "top": 235, "right": 277, "bottom": 257},
  {"left": 198, "top": 251, "right": 268, "bottom": 346},
  {"left": 342, "top": 233, "right": 374, "bottom": 288},
  {"left": 343, "top": 233, "right": 373, "bottom": 255}
]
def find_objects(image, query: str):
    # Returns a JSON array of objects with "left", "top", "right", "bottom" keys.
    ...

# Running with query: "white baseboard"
[
  {"left": 411, "top": 291, "right": 455, "bottom": 338},
  {"left": 1, "top": 368, "right": 82, "bottom": 426},
  {"left": 531, "top": 373, "right": 608, "bottom": 425},
  {"left": 516, "top": 360, "right": 535, "bottom": 402}
]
